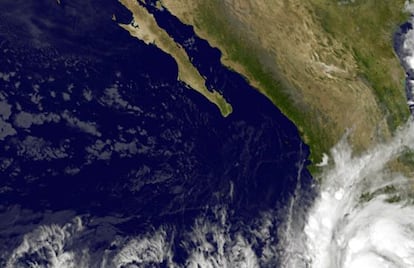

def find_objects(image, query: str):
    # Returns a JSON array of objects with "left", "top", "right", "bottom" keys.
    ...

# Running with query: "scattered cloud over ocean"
[
  {"left": 3, "top": 207, "right": 295, "bottom": 267},
  {"left": 6, "top": 217, "right": 86, "bottom": 268}
]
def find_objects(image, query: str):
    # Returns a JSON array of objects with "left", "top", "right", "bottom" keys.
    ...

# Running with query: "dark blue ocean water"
[
  {"left": 394, "top": 21, "right": 413, "bottom": 109},
  {"left": 0, "top": 0, "right": 314, "bottom": 266}
]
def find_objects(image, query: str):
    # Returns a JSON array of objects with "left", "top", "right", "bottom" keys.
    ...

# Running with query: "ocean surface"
[
  {"left": 0, "top": 0, "right": 314, "bottom": 267},
  {"left": 278, "top": 11, "right": 414, "bottom": 268}
]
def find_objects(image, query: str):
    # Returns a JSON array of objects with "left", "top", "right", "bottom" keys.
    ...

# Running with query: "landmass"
[
  {"left": 160, "top": 0, "right": 410, "bottom": 170},
  {"left": 118, "top": 0, "right": 233, "bottom": 117}
]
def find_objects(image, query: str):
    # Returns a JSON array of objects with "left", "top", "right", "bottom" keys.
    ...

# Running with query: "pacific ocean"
[{"left": 0, "top": 0, "right": 314, "bottom": 266}]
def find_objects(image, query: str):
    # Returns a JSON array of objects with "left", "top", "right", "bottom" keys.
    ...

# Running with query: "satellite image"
[{"left": 0, "top": 0, "right": 414, "bottom": 267}]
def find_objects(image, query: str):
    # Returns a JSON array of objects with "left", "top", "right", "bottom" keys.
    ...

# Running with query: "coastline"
[
  {"left": 160, "top": 0, "right": 410, "bottom": 174},
  {"left": 394, "top": 15, "right": 414, "bottom": 114},
  {"left": 118, "top": 0, "right": 233, "bottom": 117}
]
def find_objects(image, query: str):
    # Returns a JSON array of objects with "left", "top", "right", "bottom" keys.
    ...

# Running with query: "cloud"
[
  {"left": 283, "top": 120, "right": 414, "bottom": 268},
  {"left": 7, "top": 217, "right": 86, "bottom": 268}
]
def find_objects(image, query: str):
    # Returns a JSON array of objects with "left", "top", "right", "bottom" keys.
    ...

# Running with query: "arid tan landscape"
[
  {"left": 118, "top": 0, "right": 233, "bottom": 117},
  {"left": 161, "top": 0, "right": 409, "bottom": 168}
]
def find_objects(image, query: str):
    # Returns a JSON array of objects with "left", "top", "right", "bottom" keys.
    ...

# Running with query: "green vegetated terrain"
[
  {"left": 162, "top": 0, "right": 410, "bottom": 175},
  {"left": 311, "top": 0, "right": 409, "bottom": 131},
  {"left": 193, "top": 1, "right": 327, "bottom": 170}
]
